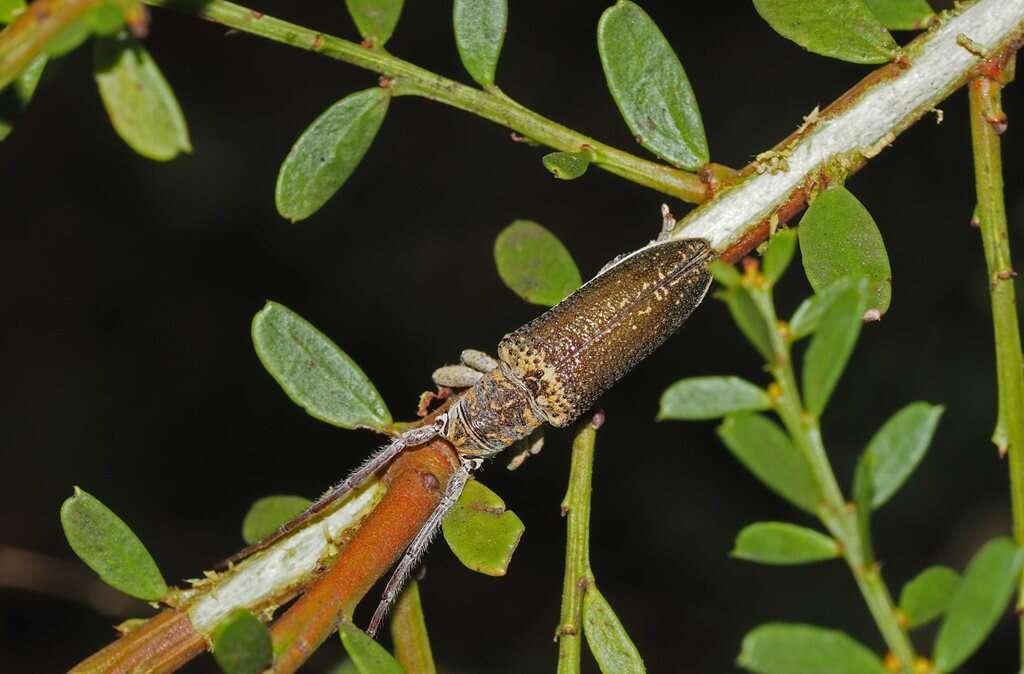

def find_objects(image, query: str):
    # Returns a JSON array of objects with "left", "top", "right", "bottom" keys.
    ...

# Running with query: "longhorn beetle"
[{"left": 233, "top": 231, "right": 713, "bottom": 636}]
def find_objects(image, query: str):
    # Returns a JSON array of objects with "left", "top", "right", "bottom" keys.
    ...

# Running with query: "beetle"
[{"left": 230, "top": 235, "right": 713, "bottom": 635}]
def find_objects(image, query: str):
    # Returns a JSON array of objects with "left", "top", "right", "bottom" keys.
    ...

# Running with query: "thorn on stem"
[
  {"left": 591, "top": 409, "right": 606, "bottom": 430},
  {"left": 986, "top": 113, "right": 1008, "bottom": 134}
]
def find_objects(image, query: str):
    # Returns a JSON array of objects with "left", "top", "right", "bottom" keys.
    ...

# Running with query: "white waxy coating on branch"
[
  {"left": 674, "top": 0, "right": 1024, "bottom": 252},
  {"left": 185, "top": 481, "right": 384, "bottom": 633}
]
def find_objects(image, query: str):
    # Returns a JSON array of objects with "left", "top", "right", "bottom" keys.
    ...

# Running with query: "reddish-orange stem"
[{"left": 69, "top": 609, "right": 206, "bottom": 674}]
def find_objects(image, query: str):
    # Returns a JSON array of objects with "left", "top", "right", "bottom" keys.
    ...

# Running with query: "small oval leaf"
[
  {"left": 762, "top": 229, "right": 798, "bottom": 284},
  {"left": 799, "top": 187, "right": 892, "bottom": 314},
  {"left": 899, "top": 566, "right": 960, "bottom": 629},
  {"left": 60, "top": 487, "right": 168, "bottom": 601},
  {"left": 542, "top": 150, "right": 590, "bottom": 180},
  {"left": 94, "top": 33, "right": 191, "bottom": 161},
  {"left": 345, "top": 0, "right": 404, "bottom": 46},
  {"left": 453, "top": 0, "right": 507, "bottom": 87},
  {"left": 241, "top": 495, "right": 313, "bottom": 545},
  {"left": 752, "top": 0, "right": 898, "bottom": 64},
  {"left": 494, "top": 220, "right": 582, "bottom": 307},
  {"left": 441, "top": 480, "right": 524, "bottom": 576},
  {"left": 864, "top": 0, "right": 934, "bottom": 31},
  {"left": 934, "top": 538, "right": 1024, "bottom": 672},
  {"left": 788, "top": 276, "right": 857, "bottom": 341},
  {"left": 212, "top": 610, "right": 273, "bottom": 674},
  {"left": 864, "top": 402, "right": 944, "bottom": 508},
  {"left": 340, "top": 622, "right": 408, "bottom": 674},
  {"left": 252, "top": 301, "right": 392, "bottom": 430},
  {"left": 0, "top": 54, "right": 46, "bottom": 141},
  {"left": 802, "top": 279, "right": 869, "bottom": 417},
  {"left": 597, "top": 0, "right": 708, "bottom": 170},
  {"left": 276, "top": 88, "right": 390, "bottom": 222},
  {"left": 582, "top": 585, "right": 646, "bottom": 674},
  {"left": 0, "top": 0, "right": 25, "bottom": 24},
  {"left": 719, "top": 286, "right": 775, "bottom": 361},
  {"left": 739, "top": 623, "right": 886, "bottom": 674},
  {"left": 659, "top": 376, "right": 771, "bottom": 420},
  {"left": 733, "top": 522, "right": 840, "bottom": 565},
  {"left": 709, "top": 260, "right": 742, "bottom": 288},
  {"left": 717, "top": 413, "right": 821, "bottom": 515}
]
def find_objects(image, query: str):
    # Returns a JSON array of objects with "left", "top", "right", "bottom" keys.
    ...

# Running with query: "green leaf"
[
  {"left": 251, "top": 301, "right": 392, "bottom": 430},
  {"left": 542, "top": 150, "right": 590, "bottom": 180},
  {"left": 597, "top": 0, "right": 708, "bottom": 170},
  {"left": 340, "top": 622, "right": 408, "bottom": 674},
  {"left": 799, "top": 186, "right": 893, "bottom": 315},
  {"left": 582, "top": 585, "right": 646, "bottom": 674},
  {"left": 345, "top": 0, "right": 404, "bottom": 46},
  {"left": 0, "top": 0, "right": 25, "bottom": 24},
  {"left": 658, "top": 376, "right": 771, "bottom": 420},
  {"left": 751, "top": 0, "right": 898, "bottom": 64},
  {"left": 60, "top": 487, "right": 168, "bottom": 601},
  {"left": 719, "top": 286, "right": 774, "bottom": 361},
  {"left": 275, "top": 88, "right": 390, "bottom": 222},
  {"left": 45, "top": 18, "right": 91, "bottom": 57},
  {"left": 934, "top": 538, "right": 1024, "bottom": 672},
  {"left": 762, "top": 229, "right": 797, "bottom": 284},
  {"left": 441, "top": 480, "right": 524, "bottom": 576},
  {"left": 739, "top": 623, "right": 886, "bottom": 674},
  {"left": 788, "top": 276, "right": 856, "bottom": 341},
  {"left": 453, "top": 0, "right": 507, "bottom": 87},
  {"left": 93, "top": 33, "right": 191, "bottom": 161},
  {"left": 733, "top": 522, "right": 839, "bottom": 565},
  {"left": 0, "top": 54, "right": 45, "bottom": 141},
  {"left": 802, "top": 279, "right": 869, "bottom": 417},
  {"left": 717, "top": 413, "right": 821, "bottom": 515},
  {"left": 89, "top": 3, "right": 125, "bottom": 36},
  {"left": 864, "top": 0, "right": 934, "bottom": 31},
  {"left": 851, "top": 453, "right": 875, "bottom": 565},
  {"left": 241, "top": 495, "right": 312, "bottom": 545},
  {"left": 899, "top": 566, "right": 960, "bottom": 629},
  {"left": 863, "top": 402, "right": 944, "bottom": 508},
  {"left": 212, "top": 610, "right": 273, "bottom": 674},
  {"left": 494, "top": 220, "right": 581, "bottom": 307},
  {"left": 709, "top": 260, "right": 742, "bottom": 288}
]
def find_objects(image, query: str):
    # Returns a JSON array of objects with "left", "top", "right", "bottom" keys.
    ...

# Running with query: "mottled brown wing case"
[{"left": 498, "top": 238, "right": 712, "bottom": 427}]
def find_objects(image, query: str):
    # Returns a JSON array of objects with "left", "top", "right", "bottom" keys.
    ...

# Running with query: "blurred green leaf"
[
  {"left": 719, "top": 286, "right": 774, "bottom": 361},
  {"left": 582, "top": 585, "right": 646, "bottom": 674},
  {"left": 89, "top": 3, "right": 125, "bottom": 36},
  {"left": 709, "top": 260, "right": 742, "bottom": 288},
  {"left": 0, "top": 0, "right": 25, "bottom": 24},
  {"left": 346, "top": 0, "right": 404, "bottom": 46},
  {"left": 788, "top": 276, "right": 856, "bottom": 341},
  {"left": 934, "top": 538, "right": 1024, "bottom": 672},
  {"left": 762, "top": 229, "right": 798, "bottom": 284},
  {"left": 751, "top": 0, "right": 897, "bottom": 64},
  {"left": 739, "top": 623, "right": 886, "bottom": 674},
  {"left": 597, "top": 0, "right": 707, "bottom": 170},
  {"left": 94, "top": 33, "right": 191, "bottom": 161},
  {"left": 863, "top": 402, "right": 943, "bottom": 508},
  {"left": 899, "top": 566, "right": 960, "bottom": 629},
  {"left": 717, "top": 413, "right": 821, "bottom": 514},
  {"left": 494, "top": 220, "right": 581, "bottom": 307},
  {"left": 659, "top": 376, "right": 771, "bottom": 420},
  {"left": 276, "top": 88, "right": 390, "bottom": 221},
  {"left": 542, "top": 150, "right": 590, "bottom": 180},
  {"left": 864, "top": 0, "right": 934, "bottom": 30},
  {"left": 241, "top": 495, "right": 312, "bottom": 545},
  {"left": 453, "top": 0, "right": 507, "bottom": 87},
  {"left": 45, "top": 18, "right": 91, "bottom": 57},
  {"left": 733, "top": 522, "right": 839, "bottom": 565},
  {"left": 799, "top": 187, "right": 892, "bottom": 315},
  {"left": 340, "top": 622, "right": 408, "bottom": 674},
  {"left": 851, "top": 453, "right": 875, "bottom": 565},
  {"left": 802, "top": 279, "right": 869, "bottom": 417},
  {"left": 252, "top": 301, "right": 392, "bottom": 430},
  {"left": 60, "top": 487, "right": 168, "bottom": 601},
  {"left": 442, "top": 480, "right": 524, "bottom": 576},
  {"left": 0, "top": 54, "right": 45, "bottom": 141},
  {"left": 212, "top": 610, "right": 272, "bottom": 674}
]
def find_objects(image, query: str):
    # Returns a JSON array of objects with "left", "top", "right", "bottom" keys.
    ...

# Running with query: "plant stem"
[
  {"left": 138, "top": 0, "right": 709, "bottom": 204},
  {"left": 752, "top": 287, "right": 917, "bottom": 671},
  {"left": 389, "top": 580, "right": 437, "bottom": 674},
  {"left": 968, "top": 64, "right": 1024, "bottom": 657},
  {"left": 556, "top": 415, "right": 601, "bottom": 674}
]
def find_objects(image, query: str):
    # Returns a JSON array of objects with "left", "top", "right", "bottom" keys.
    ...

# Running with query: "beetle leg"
[
  {"left": 460, "top": 349, "right": 499, "bottom": 373},
  {"left": 366, "top": 456, "right": 481, "bottom": 637},
  {"left": 506, "top": 428, "right": 545, "bottom": 471},
  {"left": 432, "top": 364, "right": 484, "bottom": 388}
]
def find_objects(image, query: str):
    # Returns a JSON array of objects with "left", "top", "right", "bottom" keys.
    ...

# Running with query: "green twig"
[
  {"left": 389, "top": 579, "right": 436, "bottom": 674},
  {"left": 968, "top": 63, "right": 1024, "bottom": 655},
  {"left": 556, "top": 414, "right": 601, "bottom": 674},
  {"left": 750, "top": 282, "right": 917, "bottom": 672},
  {"left": 139, "top": 0, "right": 709, "bottom": 204}
]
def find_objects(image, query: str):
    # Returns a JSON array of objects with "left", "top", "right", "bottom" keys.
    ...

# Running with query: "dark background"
[{"left": 4, "top": 1, "right": 1024, "bottom": 672}]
